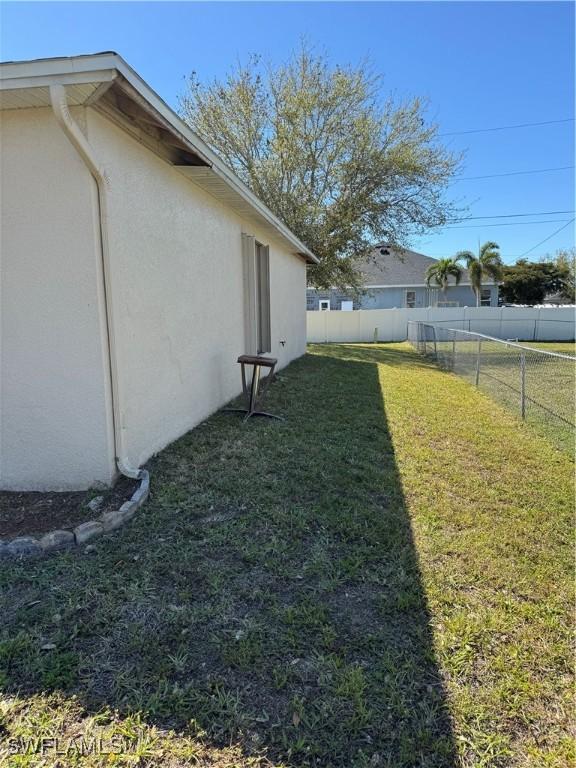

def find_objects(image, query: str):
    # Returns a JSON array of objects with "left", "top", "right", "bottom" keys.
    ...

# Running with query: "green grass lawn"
[
  {"left": 0, "top": 343, "right": 573, "bottom": 767},
  {"left": 524, "top": 341, "right": 575, "bottom": 355},
  {"left": 423, "top": 338, "right": 575, "bottom": 454}
]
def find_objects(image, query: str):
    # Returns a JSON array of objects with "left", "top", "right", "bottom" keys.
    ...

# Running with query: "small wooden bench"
[{"left": 223, "top": 355, "right": 284, "bottom": 422}]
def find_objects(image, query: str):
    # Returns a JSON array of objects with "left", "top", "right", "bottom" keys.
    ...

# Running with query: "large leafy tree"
[
  {"left": 500, "top": 259, "right": 571, "bottom": 305},
  {"left": 179, "top": 45, "right": 461, "bottom": 292},
  {"left": 425, "top": 258, "right": 463, "bottom": 295},
  {"left": 456, "top": 242, "right": 503, "bottom": 306},
  {"left": 548, "top": 248, "right": 575, "bottom": 302}
]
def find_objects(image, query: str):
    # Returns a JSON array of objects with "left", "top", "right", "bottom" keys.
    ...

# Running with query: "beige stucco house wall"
[{"left": 0, "top": 53, "right": 314, "bottom": 491}]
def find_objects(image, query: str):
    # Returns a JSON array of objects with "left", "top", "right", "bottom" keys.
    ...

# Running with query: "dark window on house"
[
  {"left": 480, "top": 289, "right": 492, "bottom": 307},
  {"left": 405, "top": 290, "right": 416, "bottom": 308},
  {"left": 256, "top": 242, "right": 271, "bottom": 353}
]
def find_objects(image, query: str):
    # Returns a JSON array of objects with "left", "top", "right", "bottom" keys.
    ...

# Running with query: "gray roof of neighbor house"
[
  {"left": 0, "top": 52, "right": 318, "bottom": 264},
  {"left": 359, "top": 243, "right": 481, "bottom": 287}
]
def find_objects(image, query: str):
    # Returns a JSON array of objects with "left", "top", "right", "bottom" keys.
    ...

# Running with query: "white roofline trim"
[{"left": 0, "top": 69, "right": 118, "bottom": 91}]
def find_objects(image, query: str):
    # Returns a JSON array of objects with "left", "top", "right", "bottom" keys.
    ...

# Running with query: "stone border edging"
[{"left": 0, "top": 470, "right": 150, "bottom": 559}]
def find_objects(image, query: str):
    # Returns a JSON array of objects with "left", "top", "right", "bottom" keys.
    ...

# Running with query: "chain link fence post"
[
  {"left": 520, "top": 350, "right": 526, "bottom": 420},
  {"left": 475, "top": 339, "right": 482, "bottom": 386}
]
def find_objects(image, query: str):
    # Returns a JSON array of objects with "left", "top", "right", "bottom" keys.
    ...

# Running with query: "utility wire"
[
  {"left": 451, "top": 210, "right": 574, "bottom": 221},
  {"left": 422, "top": 251, "right": 569, "bottom": 259},
  {"left": 439, "top": 118, "right": 574, "bottom": 136},
  {"left": 442, "top": 219, "right": 571, "bottom": 230},
  {"left": 453, "top": 165, "right": 574, "bottom": 181},
  {"left": 519, "top": 218, "right": 575, "bottom": 257}
]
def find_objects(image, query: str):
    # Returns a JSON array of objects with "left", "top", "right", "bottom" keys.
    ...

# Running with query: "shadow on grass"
[{"left": 0, "top": 349, "right": 457, "bottom": 766}]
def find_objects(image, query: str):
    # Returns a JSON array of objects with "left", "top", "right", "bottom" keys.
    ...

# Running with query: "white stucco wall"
[
  {"left": 0, "top": 107, "right": 115, "bottom": 490},
  {"left": 1, "top": 103, "right": 306, "bottom": 490},
  {"left": 86, "top": 109, "right": 307, "bottom": 470}
]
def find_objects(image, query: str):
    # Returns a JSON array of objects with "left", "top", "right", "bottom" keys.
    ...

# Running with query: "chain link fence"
[
  {"left": 409, "top": 316, "right": 574, "bottom": 341},
  {"left": 408, "top": 321, "right": 576, "bottom": 452}
]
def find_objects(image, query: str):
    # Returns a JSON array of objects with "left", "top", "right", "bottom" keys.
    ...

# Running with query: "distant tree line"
[
  {"left": 500, "top": 249, "right": 575, "bottom": 305},
  {"left": 425, "top": 243, "right": 574, "bottom": 306}
]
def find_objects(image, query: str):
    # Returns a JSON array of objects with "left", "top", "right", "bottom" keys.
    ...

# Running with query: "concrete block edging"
[{"left": 0, "top": 470, "right": 150, "bottom": 559}]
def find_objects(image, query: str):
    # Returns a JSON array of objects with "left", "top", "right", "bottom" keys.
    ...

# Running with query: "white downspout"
[{"left": 49, "top": 84, "right": 147, "bottom": 487}]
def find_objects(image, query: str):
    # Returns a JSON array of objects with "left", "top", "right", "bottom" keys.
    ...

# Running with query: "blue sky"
[{"left": 1, "top": 1, "right": 574, "bottom": 263}]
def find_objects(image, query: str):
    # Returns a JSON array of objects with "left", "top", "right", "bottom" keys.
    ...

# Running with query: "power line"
[
  {"left": 453, "top": 165, "right": 574, "bottom": 181},
  {"left": 451, "top": 210, "right": 575, "bottom": 221},
  {"left": 439, "top": 118, "right": 575, "bottom": 137},
  {"left": 442, "top": 219, "right": 571, "bottom": 230},
  {"left": 519, "top": 218, "right": 575, "bottom": 257}
]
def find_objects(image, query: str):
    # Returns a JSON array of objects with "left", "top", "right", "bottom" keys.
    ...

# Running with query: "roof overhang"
[{"left": 0, "top": 52, "right": 318, "bottom": 264}]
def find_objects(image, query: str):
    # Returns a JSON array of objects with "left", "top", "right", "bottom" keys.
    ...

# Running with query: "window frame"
[
  {"left": 319, "top": 299, "right": 331, "bottom": 311},
  {"left": 405, "top": 290, "right": 417, "bottom": 309},
  {"left": 255, "top": 241, "right": 271, "bottom": 354},
  {"left": 480, "top": 288, "right": 492, "bottom": 307},
  {"left": 242, "top": 233, "right": 271, "bottom": 356}
]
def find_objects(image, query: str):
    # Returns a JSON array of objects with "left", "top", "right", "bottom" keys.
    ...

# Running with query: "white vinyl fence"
[{"left": 307, "top": 306, "right": 575, "bottom": 344}]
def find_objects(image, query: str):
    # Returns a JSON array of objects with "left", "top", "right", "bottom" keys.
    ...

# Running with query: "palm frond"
[
  {"left": 449, "top": 264, "right": 463, "bottom": 285},
  {"left": 455, "top": 250, "right": 475, "bottom": 266},
  {"left": 479, "top": 241, "right": 500, "bottom": 259},
  {"left": 426, "top": 258, "right": 463, "bottom": 289},
  {"left": 484, "top": 262, "right": 503, "bottom": 281}
]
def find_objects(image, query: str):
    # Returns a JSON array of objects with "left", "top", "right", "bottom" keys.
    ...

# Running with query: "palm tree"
[
  {"left": 425, "top": 257, "right": 463, "bottom": 299},
  {"left": 456, "top": 241, "right": 503, "bottom": 306}
]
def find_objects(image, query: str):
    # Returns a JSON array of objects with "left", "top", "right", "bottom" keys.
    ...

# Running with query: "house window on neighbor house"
[
  {"left": 405, "top": 290, "right": 416, "bottom": 309},
  {"left": 319, "top": 299, "right": 331, "bottom": 311},
  {"left": 480, "top": 289, "right": 492, "bottom": 307}
]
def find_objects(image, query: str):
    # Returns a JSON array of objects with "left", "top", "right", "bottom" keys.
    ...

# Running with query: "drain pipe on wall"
[{"left": 49, "top": 84, "right": 149, "bottom": 498}]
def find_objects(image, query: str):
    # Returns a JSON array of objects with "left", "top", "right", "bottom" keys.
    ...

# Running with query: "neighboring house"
[
  {"left": 307, "top": 244, "right": 498, "bottom": 310},
  {"left": 0, "top": 53, "right": 317, "bottom": 491}
]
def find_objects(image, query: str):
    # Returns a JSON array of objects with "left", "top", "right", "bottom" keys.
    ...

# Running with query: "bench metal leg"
[
  {"left": 222, "top": 408, "right": 284, "bottom": 422},
  {"left": 246, "top": 411, "right": 284, "bottom": 421},
  {"left": 248, "top": 364, "right": 261, "bottom": 413},
  {"left": 223, "top": 359, "right": 283, "bottom": 422}
]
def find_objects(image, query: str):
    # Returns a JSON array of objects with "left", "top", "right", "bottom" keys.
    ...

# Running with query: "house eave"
[{"left": 0, "top": 52, "right": 318, "bottom": 265}]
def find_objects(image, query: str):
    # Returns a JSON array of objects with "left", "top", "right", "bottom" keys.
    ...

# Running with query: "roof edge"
[{"left": 0, "top": 52, "right": 318, "bottom": 264}]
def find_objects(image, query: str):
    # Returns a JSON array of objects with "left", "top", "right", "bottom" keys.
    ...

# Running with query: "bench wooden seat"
[
  {"left": 237, "top": 354, "right": 277, "bottom": 367},
  {"left": 223, "top": 355, "right": 283, "bottom": 422}
]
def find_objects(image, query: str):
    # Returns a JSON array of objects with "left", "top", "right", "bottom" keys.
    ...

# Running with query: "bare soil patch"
[{"left": 0, "top": 475, "right": 138, "bottom": 538}]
